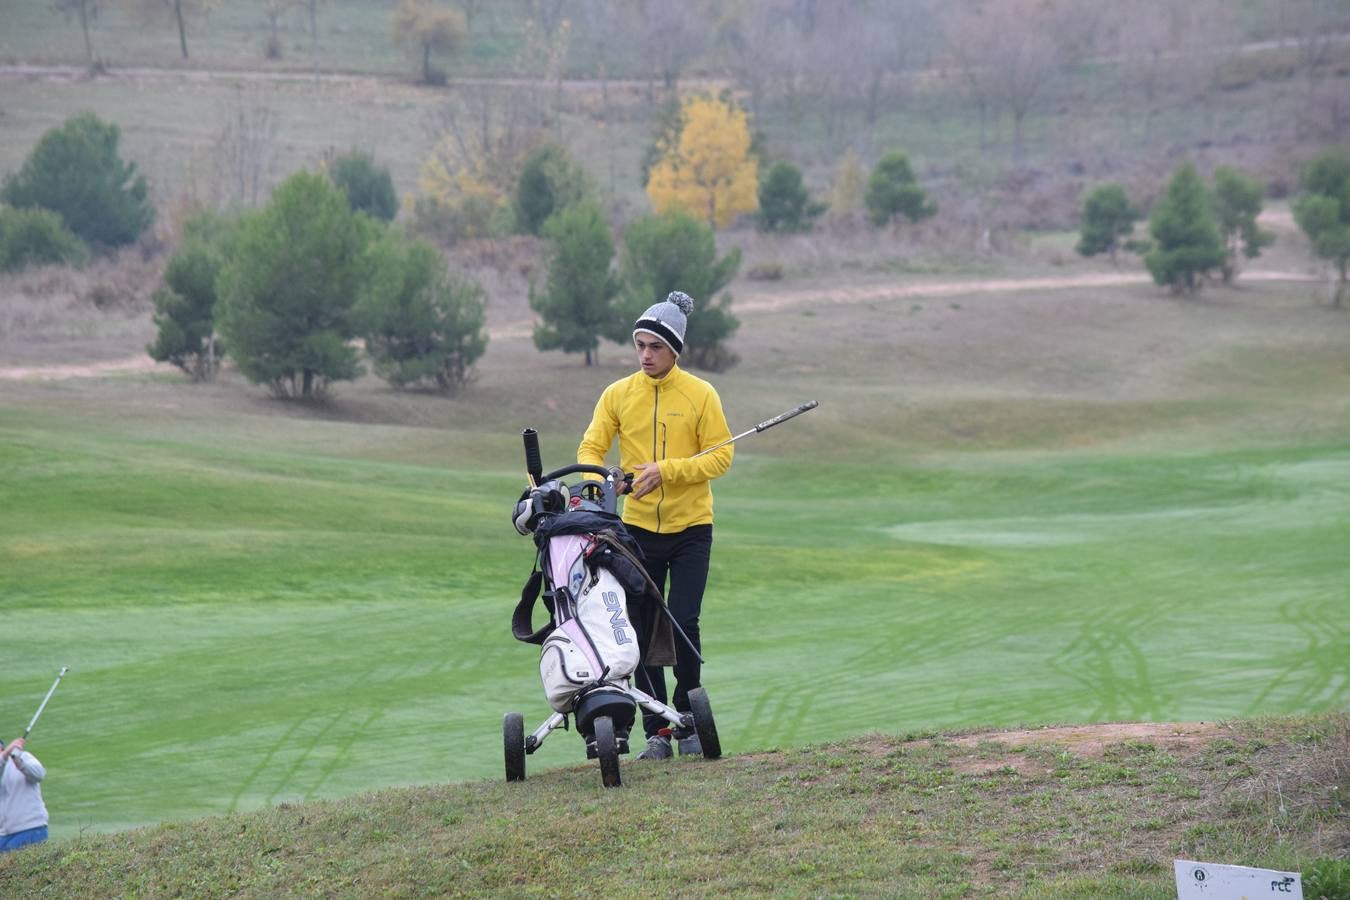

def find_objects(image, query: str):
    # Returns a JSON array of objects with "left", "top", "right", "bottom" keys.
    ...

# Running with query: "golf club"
[
  {"left": 691, "top": 400, "right": 819, "bottom": 459},
  {"left": 21, "top": 666, "right": 69, "bottom": 741}
]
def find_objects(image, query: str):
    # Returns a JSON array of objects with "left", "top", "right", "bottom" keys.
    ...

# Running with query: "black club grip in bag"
[{"left": 522, "top": 428, "right": 543, "bottom": 486}]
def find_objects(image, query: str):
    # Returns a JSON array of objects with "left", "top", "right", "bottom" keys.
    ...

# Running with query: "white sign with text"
[{"left": 1175, "top": 860, "right": 1302, "bottom": 899}]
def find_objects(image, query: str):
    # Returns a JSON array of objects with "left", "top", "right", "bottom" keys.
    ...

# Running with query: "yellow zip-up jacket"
[{"left": 578, "top": 365, "right": 733, "bottom": 533}]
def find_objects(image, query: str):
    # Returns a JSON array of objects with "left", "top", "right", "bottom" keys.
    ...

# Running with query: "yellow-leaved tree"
[{"left": 646, "top": 95, "right": 758, "bottom": 230}]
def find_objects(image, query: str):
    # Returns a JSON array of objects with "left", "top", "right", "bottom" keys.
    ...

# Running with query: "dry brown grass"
[{"left": 0, "top": 248, "right": 161, "bottom": 366}]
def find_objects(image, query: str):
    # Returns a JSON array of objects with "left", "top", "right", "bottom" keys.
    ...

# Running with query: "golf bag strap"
[
  {"left": 590, "top": 531, "right": 682, "bottom": 667},
  {"left": 512, "top": 569, "right": 554, "bottom": 645}
]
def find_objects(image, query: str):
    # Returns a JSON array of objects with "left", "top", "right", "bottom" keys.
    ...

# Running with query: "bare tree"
[
  {"left": 455, "top": 0, "right": 484, "bottom": 33},
  {"left": 213, "top": 94, "right": 281, "bottom": 208},
  {"left": 800, "top": 0, "right": 943, "bottom": 153},
  {"left": 1106, "top": 0, "right": 1237, "bottom": 141},
  {"left": 620, "top": 0, "right": 710, "bottom": 99},
  {"left": 515, "top": 14, "right": 572, "bottom": 131},
  {"left": 524, "top": 0, "right": 568, "bottom": 37},
  {"left": 716, "top": 1, "right": 795, "bottom": 115},
  {"left": 52, "top": 0, "right": 99, "bottom": 68},
  {"left": 261, "top": 0, "right": 296, "bottom": 59},
  {"left": 122, "top": 0, "right": 219, "bottom": 60},
  {"left": 422, "top": 85, "right": 550, "bottom": 197},
  {"left": 944, "top": 0, "right": 1063, "bottom": 162},
  {"left": 302, "top": 0, "right": 327, "bottom": 78},
  {"left": 391, "top": 0, "right": 467, "bottom": 84},
  {"left": 1281, "top": 0, "right": 1350, "bottom": 138},
  {"left": 1041, "top": 0, "right": 1111, "bottom": 67}
]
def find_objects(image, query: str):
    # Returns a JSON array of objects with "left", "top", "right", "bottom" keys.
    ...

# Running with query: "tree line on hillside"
[
  {"left": 46, "top": 1, "right": 1350, "bottom": 158},
  {"left": 42, "top": 0, "right": 1350, "bottom": 178},
  {"left": 3, "top": 104, "right": 1348, "bottom": 401},
  {"left": 1076, "top": 150, "right": 1350, "bottom": 304},
  {"left": 1, "top": 99, "right": 947, "bottom": 393}
]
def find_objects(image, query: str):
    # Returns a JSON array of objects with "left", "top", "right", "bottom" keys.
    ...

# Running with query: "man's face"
[{"left": 635, "top": 333, "right": 676, "bottom": 379}]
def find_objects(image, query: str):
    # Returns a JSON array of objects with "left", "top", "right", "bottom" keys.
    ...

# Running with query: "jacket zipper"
[{"left": 652, "top": 384, "right": 663, "bottom": 532}]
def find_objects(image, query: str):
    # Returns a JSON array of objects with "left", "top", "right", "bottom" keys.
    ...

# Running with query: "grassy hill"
[
  {"left": 2, "top": 211, "right": 1347, "bottom": 842},
  {"left": 4, "top": 0, "right": 1348, "bottom": 229},
  {"left": 1, "top": 3, "right": 1348, "bottom": 892},
  {"left": 0, "top": 713, "right": 1344, "bottom": 897}
]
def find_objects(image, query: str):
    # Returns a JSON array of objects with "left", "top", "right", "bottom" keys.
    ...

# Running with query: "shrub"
[
  {"left": 216, "top": 172, "right": 377, "bottom": 399},
  {"left": 1145, "top": 162, "right": 1225, "bottom": 294},
  {"left": 1293, "top": 147, "right": 1350, "bottom": 307},
  {"left": 410, "top": 193, "right": 512, "bottom": 244},
  {"left": 1, "top": 112, "right": 154, "bottom": 249},
  {"left": 1304, "top": 858, "right": 1350, "bottom": 900},
  {"left": 616, "top": 210, "right": 741, "bottom": 371},
  {"left": 746, "top": 261, "right": 784, "bottom": 281},
  {"left": 1212, "top": 166, "right": 1274, "bottom": 284},
  {"left": 357, "top": 231, "right": 487, "bottom": 391},
  {"left": 529, "top": 201, "right": 619, "bottom": 366},
  {"left": 1076, "top": 183, "right": 1140, "bottom": 262},
  {"left": 0, "top": 205, "right": 88, "bottom": 272},
  {"left": 148, "top": 214, "right": 237, "bottom": 381},
  {"left": 865, "top": 151, "right": 936, "bottom": 228},
  {"left": 329, "top": 151, "right": 399, "bottom": 223},
  {"left": 514, "top": 143, "right": 591, "bottom": 237},
  {"left": 758, "top": 161, "right": 824, "bottom": 233}
]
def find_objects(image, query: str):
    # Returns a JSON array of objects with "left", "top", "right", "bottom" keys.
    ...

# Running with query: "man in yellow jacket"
[{"left": 578, "top": 291, "right": 734, "bottom": 760}]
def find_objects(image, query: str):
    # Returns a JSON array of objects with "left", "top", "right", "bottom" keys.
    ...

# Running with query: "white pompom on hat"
[{"left": 633, "top": 291, "right": 694, "bottom": 356}]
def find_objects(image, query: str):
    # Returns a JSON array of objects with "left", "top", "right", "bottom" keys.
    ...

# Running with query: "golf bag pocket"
[
  {"left": 540, "top": 631, "right": 593, "bottom": 711},
  {"left": 538, "top": 567, "right": 640, "bottom": 712}
]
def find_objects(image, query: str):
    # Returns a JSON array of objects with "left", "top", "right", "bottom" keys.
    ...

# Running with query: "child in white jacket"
[{"left": 0, "top": 737, "right": 49, "bottom": 852}]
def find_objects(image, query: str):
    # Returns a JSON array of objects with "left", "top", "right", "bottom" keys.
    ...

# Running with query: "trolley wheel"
[
  {"left": 594, "top": 715, "right": 622, "bottom": 788},
  {"left": 688, "top": 687, "right": 722, "bottom": 759},
  {"left": 504, "top": 712, "right": 526, "bottom": 782}
]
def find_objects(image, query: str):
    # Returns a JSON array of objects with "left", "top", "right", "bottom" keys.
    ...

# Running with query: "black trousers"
[{"left": 627, "top": 523, "right": 712, "bottom": 738}]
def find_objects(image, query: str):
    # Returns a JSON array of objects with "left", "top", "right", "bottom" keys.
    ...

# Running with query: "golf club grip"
[
  {"left": 522, "top": 428, "right": 543, "bottom": 485},
  {"left": 755, "top": 400, "right": 818, "bottom": 432}
]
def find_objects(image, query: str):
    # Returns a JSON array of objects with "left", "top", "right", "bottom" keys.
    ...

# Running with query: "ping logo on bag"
[{"left": 603, "top": 591, "right": 632, "bottom": 645}]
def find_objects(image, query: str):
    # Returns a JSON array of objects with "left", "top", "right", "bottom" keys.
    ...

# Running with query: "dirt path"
[
  {"left": 0, "top": 356, "right": 171, "bottom": 381},
  {"left": 0, "top": 266, "right": 1321, "bottom": 380},
  {"left": 736, "top": 268, "right": 1316, "bottom": 314},
  {"left": 0, "top": 63, "right": 729, "bottom": 95}
]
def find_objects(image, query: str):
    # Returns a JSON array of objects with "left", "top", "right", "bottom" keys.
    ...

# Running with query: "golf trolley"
[{"left": 503, "top": 428, "right": 721, "bottom": 788}]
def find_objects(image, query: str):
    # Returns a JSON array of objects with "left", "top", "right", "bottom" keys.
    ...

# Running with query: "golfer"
[
  {"left": 578, "top": 290, "right": 734, "bottom": 760},
  {"left": 0, "top": 736, "right": 49, "bottom": 852}
]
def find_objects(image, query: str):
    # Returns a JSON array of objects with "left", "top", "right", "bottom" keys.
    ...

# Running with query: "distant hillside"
[{"left": 1, "top": 713, "right": 1344, "bottom": 898}]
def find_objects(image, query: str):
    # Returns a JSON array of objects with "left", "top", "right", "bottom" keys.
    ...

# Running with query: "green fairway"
[{"left": 2, "top": 362, "right": 1347, "bottom": 838}]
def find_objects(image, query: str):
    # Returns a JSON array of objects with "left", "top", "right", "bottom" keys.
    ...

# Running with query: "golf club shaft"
[
  {"left": 691, "top": 400, "right": 819, "bottom": 459},
  {"left": 21, "top": 666, "right": 69, "bottom": 740}
]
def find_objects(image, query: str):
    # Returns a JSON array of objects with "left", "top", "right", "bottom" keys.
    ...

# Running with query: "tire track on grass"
[
  {"left": 265, "top": 709, "right": 349, "bottom": 805},
  {"left": 740, "top": 593, "right": 1003, "bottom": 741},
  {"left": 230, "top": 715, "right": 311, "bottom": 812},
  {"left": 1244, "top": 592, "right": 1348, "bottom": 714},
  {"left": 292, "top": 652, "right": 435, "bottom": 799},
  {"left": 304, "top": 708, "right": 384, "bottom": 799},
  {"left": 269, "top": 654, "right": 421, "bottom": 802},
  {"left": 1044, "top": 605, "right": 1168, "bottom": 723}
]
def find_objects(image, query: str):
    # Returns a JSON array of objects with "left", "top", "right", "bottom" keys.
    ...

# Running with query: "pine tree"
[
  {"left": 1293, "top": 148, "right": 1350, "bottom": 308},
  {"left": 616, "top": 210, "right": 741, "bottom": 371},
  {"left": 1077, "top": 183, "right": 1139, "bottom": 263},
  {"left": 864, "top": 151, "right": 936, "bottom": 229},
  {"left": 529, "top": 201, "right": 618, "bottom": 366},
  {"left": 1144, "top": 163, "right": 1224, "bottom": 294},
  {"left": 216, "top": 172, "right": 377, "bottom": 398},
  {"left": 1212, "top": 166, "right": 1274, "bottom": 284}
]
